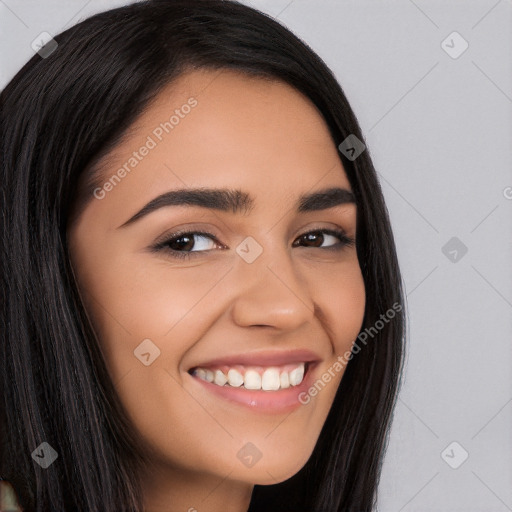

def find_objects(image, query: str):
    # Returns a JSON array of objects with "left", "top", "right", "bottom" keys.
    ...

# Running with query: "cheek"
[
  {"left": 69, "top": 252, "right": 228, "bottom": 456},
  {"left": 315, "top": 259, "right": 366, "bottom": 353},
  {"left": 295, "top": 260, "right": 365, "bottom": 430},
  {"left": 72, "top": 249, "right": 231, "bottom": 380}
]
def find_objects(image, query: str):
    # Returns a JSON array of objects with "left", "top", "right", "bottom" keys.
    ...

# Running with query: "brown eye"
[
  {"left": 293, "top": 228, "right": 354, "bottom": 249},
  {"left": 151, "top": 230, "right": 221, "bottom": 260}
]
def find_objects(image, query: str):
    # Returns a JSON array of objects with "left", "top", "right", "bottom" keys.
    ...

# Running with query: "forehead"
[{"left": 77, "top": 68, "right": 351, "bottom": 228}]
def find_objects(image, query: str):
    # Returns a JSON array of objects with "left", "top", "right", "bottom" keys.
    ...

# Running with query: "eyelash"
[{"left": 151, "top": 227, "right": 355, "bottom": 260}]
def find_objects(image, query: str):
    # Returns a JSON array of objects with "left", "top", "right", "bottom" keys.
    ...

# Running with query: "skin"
[{"left": 67, "top": 68, "right": 366, "bottom": 512}]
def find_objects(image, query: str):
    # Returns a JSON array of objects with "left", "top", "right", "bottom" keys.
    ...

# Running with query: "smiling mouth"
[{"left": 187, "top": 361, "right": 311, "bottom": 391}]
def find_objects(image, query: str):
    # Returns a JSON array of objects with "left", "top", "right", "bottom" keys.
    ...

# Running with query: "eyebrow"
[{"left": 117, "top": 186, "right": 356, "bottom": 229}]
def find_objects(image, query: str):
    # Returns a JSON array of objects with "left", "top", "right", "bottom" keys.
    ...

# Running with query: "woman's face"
[{"left": 68, "top": 68, "right": 365, "bottom": 496}]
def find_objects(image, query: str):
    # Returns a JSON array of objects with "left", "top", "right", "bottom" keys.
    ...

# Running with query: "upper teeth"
[{"left": 191, "top": 362, "right": 306, "bottom": 391}]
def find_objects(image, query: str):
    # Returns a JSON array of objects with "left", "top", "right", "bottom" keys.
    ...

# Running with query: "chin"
[{"left": 236, "top": 451, "right": 312, "bottom": 486}]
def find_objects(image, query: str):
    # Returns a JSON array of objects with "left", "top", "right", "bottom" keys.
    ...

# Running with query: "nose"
[{"left": 229, "top": 242, "right": 316, "bottom": 331}]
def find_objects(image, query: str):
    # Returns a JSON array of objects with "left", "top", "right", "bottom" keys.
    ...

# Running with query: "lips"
[
  {"left": 187, "top": 359, "right": 320, "bottom": 413},
  {"left": 187, "top": 348, "right": 322, "bottom": 372}
]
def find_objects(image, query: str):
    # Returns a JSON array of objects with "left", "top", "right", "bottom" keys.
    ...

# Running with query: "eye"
[
  {"left": 151, "top": 230, "right": 222, "bottom": 260},
  {"left": 292, "top": 228, "right": 355, "bottom": 250},
  {"left": 150, "top": 227, "right": 355, "bottom": 260}
]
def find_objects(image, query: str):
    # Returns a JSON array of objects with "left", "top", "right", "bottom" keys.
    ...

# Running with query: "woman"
[{"left": 0, "top": 0, "right": 406, "bottom": 510}]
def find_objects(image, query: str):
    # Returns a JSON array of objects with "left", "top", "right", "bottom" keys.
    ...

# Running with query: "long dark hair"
[{"left": 0, "top": 1, "right": 406, "bottom": 510}]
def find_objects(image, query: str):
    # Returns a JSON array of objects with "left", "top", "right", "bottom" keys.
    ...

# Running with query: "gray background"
[{"left": 1, "top": 1, "right": 511, "bottom": 510}]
